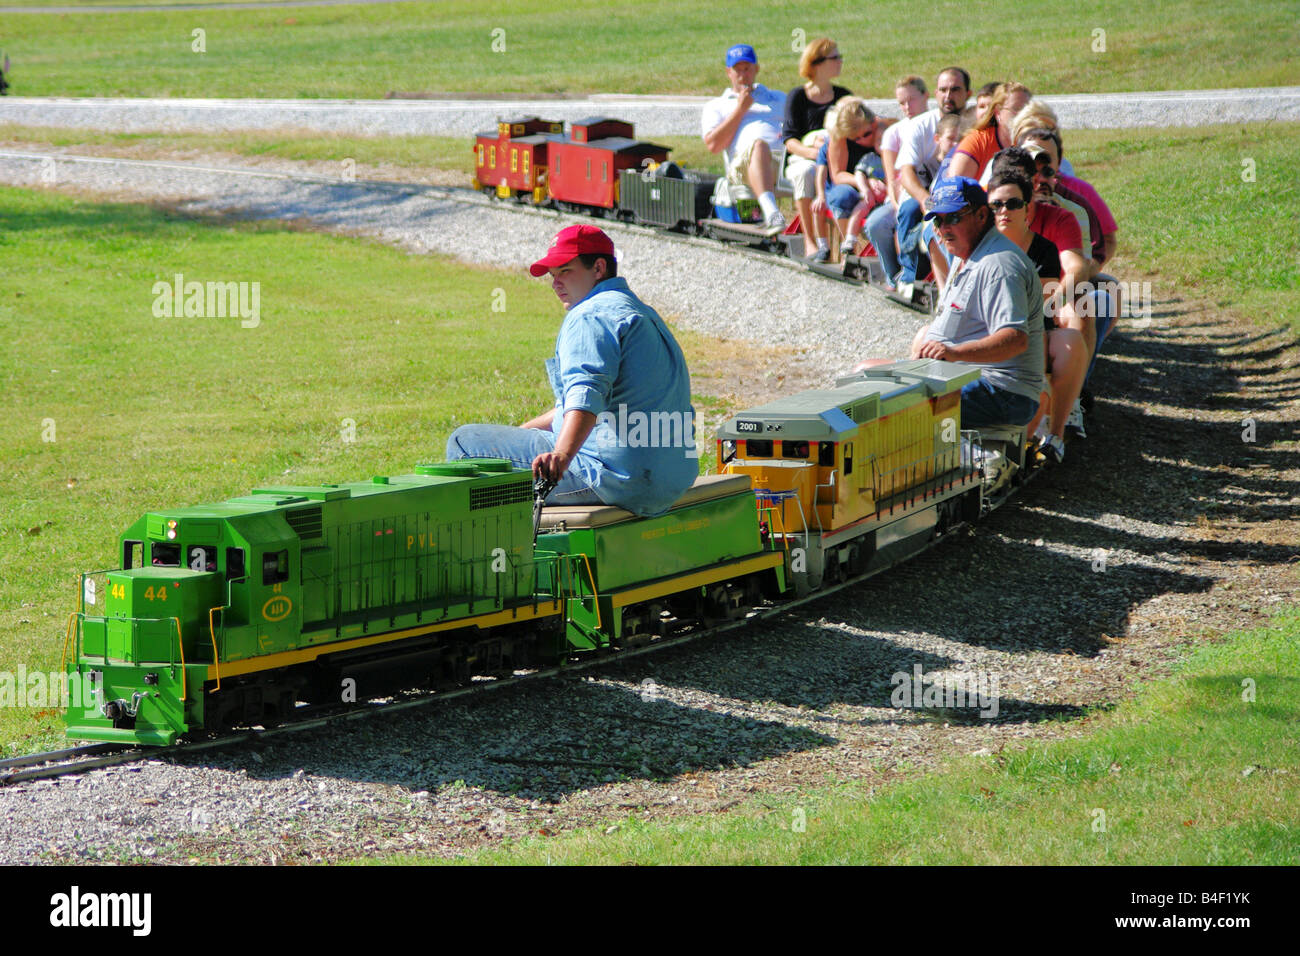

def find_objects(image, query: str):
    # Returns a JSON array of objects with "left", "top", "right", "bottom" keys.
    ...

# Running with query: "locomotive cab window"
[
  {"left": 188, "top": 545, "right": 217, "bottom": 573},
  {"left": 150, "top": 542, "right": 180, "bottom": 567},
  {"left": 122, "top": 539, "right": 142, "bottom": 570},
  {"left": 226, "top": 547, "right": 247, "bottom": 581},
  {"left": 262, "top": 549, "right": 289, "bottom": 585}
]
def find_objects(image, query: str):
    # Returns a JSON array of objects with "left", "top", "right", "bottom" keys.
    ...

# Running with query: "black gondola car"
[{"left": 618, "top": 162, "right": 714, "bottom": 232}]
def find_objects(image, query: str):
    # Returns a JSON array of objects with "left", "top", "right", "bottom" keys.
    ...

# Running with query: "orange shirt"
[{"left": 953, "top": 127, "right": 1008, "bottom": 178}]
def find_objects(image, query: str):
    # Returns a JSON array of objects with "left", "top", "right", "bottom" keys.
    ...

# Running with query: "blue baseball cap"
[
  {"left": 725, "top": 44, "right": 757, "bottom": 68},
  {"left": 924, "top": 176, "right": 987, "bottom": 219}
]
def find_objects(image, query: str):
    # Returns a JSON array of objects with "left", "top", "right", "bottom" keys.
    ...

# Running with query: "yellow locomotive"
[{"left": 717, "top": 359, "right": 1019, "bottom": 591}]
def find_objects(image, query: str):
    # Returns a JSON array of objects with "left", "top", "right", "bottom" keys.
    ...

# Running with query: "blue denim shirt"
[{"left": 544, "top": 277, "right": 698, "bottom": 516}]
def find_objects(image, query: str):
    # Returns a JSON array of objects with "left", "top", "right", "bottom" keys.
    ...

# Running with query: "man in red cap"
[{"left": 446, "top": 225, "right": 698, "bottom": 516}]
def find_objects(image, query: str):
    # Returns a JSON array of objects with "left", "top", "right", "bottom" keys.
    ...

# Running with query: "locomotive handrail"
[
  {"left": 171, "top": 617, "right": 186, "bottom": 702},
  {"left": 78, "top": 568, "right": 117, "bottom": 616},
  {"left": 61, "top": 612, "right": 78, "bottom": 675},
  {"left": 813, "top": 471, "right": 835, "bottom": 529},
  {"left": 756, "top": 503, "right": 791, "bottom": 553},
  {"left": 557, "top": 553, "right": 601, "bottom": 630},
  {"left": 207, "top": 605, "right": 223, "bottom": 693}
]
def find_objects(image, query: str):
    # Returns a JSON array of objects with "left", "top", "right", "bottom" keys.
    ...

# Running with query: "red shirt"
[{"left": 1029, "top": 202, "right": 1083, "bottom": 267}]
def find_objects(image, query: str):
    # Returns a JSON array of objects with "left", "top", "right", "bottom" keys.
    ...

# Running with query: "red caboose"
[
  {"left": 547, "top": 117, "right": 670, "bottom": 211},
  {"left": 473, "top": 116, "right": 564, "bottom": 203}
]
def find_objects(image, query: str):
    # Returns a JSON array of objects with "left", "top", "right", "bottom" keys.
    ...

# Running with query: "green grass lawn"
[
  {"left": 413, "top": 610, "right": 1298, "bottom": 865},
  {"left": 0, "top": 0, "right": 1296, "bottom": 99}
]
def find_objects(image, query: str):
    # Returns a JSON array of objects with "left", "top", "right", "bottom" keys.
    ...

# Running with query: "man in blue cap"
[
  {"left": 701, "top": 43, "right": 788, "bottom": 232},
  {"left": 911, "top": 176, "right": 1045, "bottom": 428}
]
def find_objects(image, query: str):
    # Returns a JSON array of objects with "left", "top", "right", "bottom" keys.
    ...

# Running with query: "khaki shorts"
[
  {"left": 785, "top": 154, "right": 818, "bottom": 200},
  {"left": 727, "top": 137, "right": 780, "bottom": 187}
]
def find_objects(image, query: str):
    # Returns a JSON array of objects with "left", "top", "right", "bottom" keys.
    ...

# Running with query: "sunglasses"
[
  {"left": 1034, "top": 163, "right": 1057, "bottom": 178},
  {"left": 812, "top": 53, "right": 842, "bottom": 65},
  {"left": 931, "top": 207, "right": 972, "bottom": 227},
  {"left": 989, "top": 197, "right": 1027, "bottom": 212}
]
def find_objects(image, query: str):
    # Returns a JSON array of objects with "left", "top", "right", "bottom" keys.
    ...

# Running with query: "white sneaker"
[
  {"left": 1033, "top": 418, "right": 1053, "bottom": 443},
  {"left": 764, "top": 210, "right": 787, "bottom": 233},
  {"left": 1066, "top": 400, "right": 1087, "bottom": 438},
  {"left": 840, "top": 237, "right": 858, "bottom": 256}
]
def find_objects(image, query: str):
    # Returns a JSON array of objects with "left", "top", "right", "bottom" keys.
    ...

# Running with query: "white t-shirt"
[
  {"left": 895, "top": 107, "right": 940, "bottom": 177},
  {"left": 701, "top": 83, "right": 787, "bottom": 157},
  {"left": 881, "top": 120, "right": 904, "bottom": 155}
]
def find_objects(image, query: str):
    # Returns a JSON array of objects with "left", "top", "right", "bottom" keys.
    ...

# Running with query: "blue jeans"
[
  {"left": 896, "top": 197, "right": 926, "bottom": 282},
  {"left": 865, "top": 203, "right": 900, "bottom": 283},
  {"left": 1083, "top": 285, "right": 1117, "bottom": 385},
  {"left": 825, "top": 183, "right": 861, "bottom": 220},
  {"left": 961, "top": 379, "right": 1039, "bottom": 429},
  {"left": 921, "top": 221, "right": 951, "bottom": 265},
  {"left": 445, "top": 424, "right": 605, "bottom": 506}
]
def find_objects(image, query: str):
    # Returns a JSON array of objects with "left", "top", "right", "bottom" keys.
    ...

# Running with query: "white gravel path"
[{"left": 2, "top": 88, "right": 1298, "bottom": 140}]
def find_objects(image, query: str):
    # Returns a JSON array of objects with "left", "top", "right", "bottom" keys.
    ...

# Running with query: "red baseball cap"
[{"left": 529, "top": 224, "right": 616, "bottom": 277}]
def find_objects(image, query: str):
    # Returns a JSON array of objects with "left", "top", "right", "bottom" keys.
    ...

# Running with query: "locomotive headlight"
[{"left": 167, "top": 520, "right": 177, "bottom": 540}]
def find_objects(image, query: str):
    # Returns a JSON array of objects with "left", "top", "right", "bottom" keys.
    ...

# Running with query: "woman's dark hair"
[
  {"left": 987, "top": 170, "right": 1033, "bottom": 203},
  {"left": 989, "top": 146, "right": 1036, "bottom": 181}
]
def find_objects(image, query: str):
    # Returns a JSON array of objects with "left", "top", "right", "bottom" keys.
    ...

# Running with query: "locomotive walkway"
[{"left": 1, "top": 87, "right": 1297, "bottom": 140}]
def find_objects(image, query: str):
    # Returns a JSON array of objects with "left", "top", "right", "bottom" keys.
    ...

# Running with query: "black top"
[
  {"left": 782, "top": 84, "right": 853, "bottom": 143},
  {"left": 1027, "top": 231, "right": 1062, "bottom": 280}
]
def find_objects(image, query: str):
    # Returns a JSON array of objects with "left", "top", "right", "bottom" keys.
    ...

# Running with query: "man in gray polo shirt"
[{"left": 912, "top": 176, "right": 1044, "bottom": 428}]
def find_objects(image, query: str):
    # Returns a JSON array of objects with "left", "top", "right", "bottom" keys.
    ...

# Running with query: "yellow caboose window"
[
  {"left": 489, "top": 146, "right": 497, "bottom": 168},
  {"left": 511, "top": 148, "right": 518, "bottom": 172},
  {"left": 522, "top": 151, "right": 531, "bottom": 178},
  {"left": 477, "top": 144, "right": 485, "bottom": 166}
]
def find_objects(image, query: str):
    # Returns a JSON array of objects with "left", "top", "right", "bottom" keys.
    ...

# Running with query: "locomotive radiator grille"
[
  {"left": 286, "top": 507, "right": 324, "bottom": 539},
  {"left": 469, "top": 481, "right": 532, "bottom": 511}
]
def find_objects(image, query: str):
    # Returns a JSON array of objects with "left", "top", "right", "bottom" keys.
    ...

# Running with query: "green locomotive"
[{"left": 65, "top": 462, "right": 784, "bottom": 746}]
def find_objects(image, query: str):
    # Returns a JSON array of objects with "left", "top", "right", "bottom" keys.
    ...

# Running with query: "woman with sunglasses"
[
  {"left": 783, "top": 38, "right": 851, "bottom": 258},
  {"left": 986, "top": 170, "right": 1087, "bottom": 463}
]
